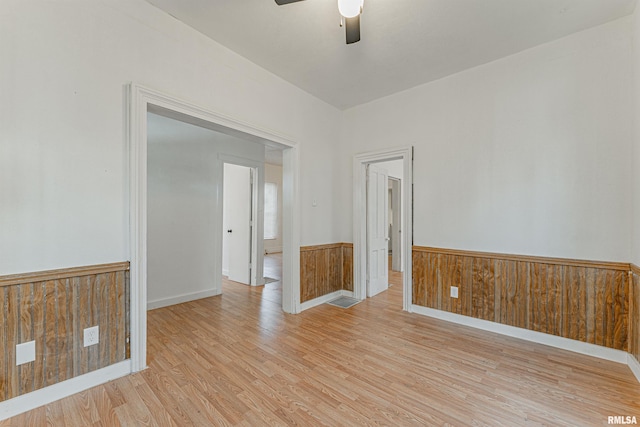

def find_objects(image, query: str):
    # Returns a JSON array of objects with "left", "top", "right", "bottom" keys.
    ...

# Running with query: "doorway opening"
[
  {"left": 129, "top": 84, "right": 300, "bottom": 372},
  {"left": 389, "top": 177, "right": 402, "bottom": 272},
  {"left": 262, "top": 156, "right": 284, "bottom": 305},
  {"left": 353, "top": 147, "right": 413, "bottom": 311}
]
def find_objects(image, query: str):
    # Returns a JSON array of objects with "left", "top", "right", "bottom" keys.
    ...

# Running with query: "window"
[{"left": 264, "top": 182, "right": 278, "bottom": 240}]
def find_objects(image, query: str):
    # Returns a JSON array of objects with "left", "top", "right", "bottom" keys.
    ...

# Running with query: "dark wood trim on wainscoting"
[
  {"left": 299, "top": 243, "right": 348, "bottom": 252},
  {"left": 0, "top": 262, "right": 130, "bottom": 287},
  {"left": 413, "top": 246, "right": 630, "bottom": 271},
  {"left": 630, "top": 263, "right": 639, "bottom": 357}
]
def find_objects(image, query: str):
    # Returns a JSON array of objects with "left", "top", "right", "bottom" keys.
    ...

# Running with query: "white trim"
[
  {"left": 282, "top": 146, "right": 301, "bottom": 314},
  {"left": 147, "top": 289, "right": 220, "bottom": 310},
  {"left": 353, "top": 146, "right": 413, "bottom": 311},
  {"left": 299, "top": 290, "right": 354, "bottom": 312},
  {"left": 411, "top": 305, "right": 628, "bottom": 364},
  {"left": 628, "top": 354, "right": 640, "bottom": 383},
  {"left": 128, "top": 83, "right": 301, "bottom": 372},
  {"left": 0, "top": 360, "right": 131, "bottom": 421}
]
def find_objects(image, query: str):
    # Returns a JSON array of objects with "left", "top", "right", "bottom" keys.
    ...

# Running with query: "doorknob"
[
  {"left": 385, "top": 237, "right": 390, "bottom": 241},
  {"left": 227, "top": 229, "right": 233, "bottom": 233}
]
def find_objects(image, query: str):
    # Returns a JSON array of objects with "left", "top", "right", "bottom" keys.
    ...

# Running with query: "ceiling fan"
[{"left": 275, "top": 0, "right": 364, "bottom": 44}]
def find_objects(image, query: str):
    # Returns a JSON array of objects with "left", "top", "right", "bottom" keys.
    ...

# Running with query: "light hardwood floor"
[{"left": 2, "top": 264, "right": 640, "bottom": 426}]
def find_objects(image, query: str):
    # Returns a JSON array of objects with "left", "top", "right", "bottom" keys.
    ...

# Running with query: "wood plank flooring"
[{"left": 2, "top": 264, "right": 640, "bottom": 426}]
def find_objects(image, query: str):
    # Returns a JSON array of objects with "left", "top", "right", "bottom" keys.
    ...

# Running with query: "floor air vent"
[{"left": 326, "top": 296, "right": 361, "bottom": 309}]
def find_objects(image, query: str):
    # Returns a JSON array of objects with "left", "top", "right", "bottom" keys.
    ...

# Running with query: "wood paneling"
[
  {"left": 0, "top": 263, "right": 130, "bottom": 402},
  {"left": 631, "top": 265, "right": 640, "bottom": 364},
  {"left": 300, "top": 243, "right": 353, "bottom": 302},
  {"left": 5, "top": 277, "right": 640, "bottom": 426},
  {"left": 342, "top": 243, "right": 353, "bottom": 292},
  {"left": 413, "top": 247, "right": 629, "bottom": 351}
]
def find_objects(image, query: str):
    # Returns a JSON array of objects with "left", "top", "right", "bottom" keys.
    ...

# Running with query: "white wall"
[
  {"left": 341, "top": 17, "right": 634, "bottom": 262},
  {"left": 0, "top": 0, "right": 342, "bottom": 276},
  {"left": 264, "top": 163, "right": 283, "bottom": 253},
  {"left": 147, "top": 113, "right": 264, "bottom": 308},
  {"left": 633, "top": 6, "right": 640, "bottom": 266},
  {"left": 2, "top": 0, "right": 637, "bottom": 276}
]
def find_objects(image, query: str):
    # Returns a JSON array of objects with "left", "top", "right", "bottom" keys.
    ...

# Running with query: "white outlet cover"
[
  {"left": 16, "top": 340, "right": 35, "bottom": 365},
  {"left": 450, "top": 286, "right": 459, "bottom": 298},
  {"left": 84, "top": 326, "right": 99, "bottom": 347}
]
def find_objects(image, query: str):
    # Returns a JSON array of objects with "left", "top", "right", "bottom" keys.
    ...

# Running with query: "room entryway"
[
  {"left": 353, "top": 147, "right": 413, "bottom": 311},
  {"left": 223, "top": 157, "right": 283, "bottom": 304},
  {"left": 129, "top": 84, "right": 301, "bottom": 372}
]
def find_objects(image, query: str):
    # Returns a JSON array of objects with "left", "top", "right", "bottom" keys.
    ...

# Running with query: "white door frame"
[
  {"left": 389, "top": 176, "right": 402, "bottom": 272},
  {"left": 353, "top": 146, "right": 413, "bottom": 311},
  {"left": 127, "top": 83, "right": 301, "bottom": 373}
]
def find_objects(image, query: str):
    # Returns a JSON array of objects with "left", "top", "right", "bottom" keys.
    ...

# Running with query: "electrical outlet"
[
  {"left": 16, "top": 341, "right": 35, "bottom": 365},
  {"left": 450, "top": 286, "right": 459, "bottom": 298},
  {"left": 84, "top": 326, "right": 99, "bottom": 347}
]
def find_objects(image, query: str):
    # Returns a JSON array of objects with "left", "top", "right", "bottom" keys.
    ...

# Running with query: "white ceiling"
[{"left": 145, "top": 0, "right": 636, "bottom": 110}]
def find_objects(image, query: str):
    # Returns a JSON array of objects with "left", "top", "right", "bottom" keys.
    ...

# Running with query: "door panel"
[
  {"left": 223, "top": 163, "right": 251, "bottom": 284},
  {"left": 367, "top": 164, "right": 389, "bottom": 297}
]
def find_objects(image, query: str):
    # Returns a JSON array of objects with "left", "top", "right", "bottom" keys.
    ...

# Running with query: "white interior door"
[
  {"left": 223, "top": 163, "right": 252, "bottom": 284},
  {"left": 367, "top": 164, "right": 389, "bottom": 297}
]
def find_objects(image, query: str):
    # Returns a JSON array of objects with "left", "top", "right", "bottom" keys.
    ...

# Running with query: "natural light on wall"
[{"left": 264, "top": 182, "right": 278, "bottom": 240}]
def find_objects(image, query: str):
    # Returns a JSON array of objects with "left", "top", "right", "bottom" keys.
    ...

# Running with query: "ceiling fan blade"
[
  {"left": 275, "top": 0, "right": 305, "bottom": 4},
  {"left": 345, "top": 15, "right": 361, "bottom": 44}
]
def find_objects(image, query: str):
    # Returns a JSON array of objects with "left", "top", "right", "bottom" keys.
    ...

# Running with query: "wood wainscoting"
[
  {"left": 0, "top": 262, "right": 130, "bottom": 402},
  {"left": 300, "top": 243, "right": 353, "bottom": 303},
  {"left": 413, "top": 247, "right": 629, "bottom": 351},
  {"left": 631, "top": 265, "right": 640, "bottom": 363}
]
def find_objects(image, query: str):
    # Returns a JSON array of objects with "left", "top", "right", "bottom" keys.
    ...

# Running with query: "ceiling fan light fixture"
[{"left": 338, "top": 0, "right": 363, "bottom": 18}]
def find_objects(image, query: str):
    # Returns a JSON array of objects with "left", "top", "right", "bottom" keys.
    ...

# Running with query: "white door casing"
[
  {"left": 128, "top": 83, "right": 301, "bottom": 374},
  {"left": 367, "top": 164, "right": 389, "bottom": 297},
  {"left": 353, "top": 146, "right": 412, "bottom": 311},
  {"left": 223, "top": 163, "right": 252, "bottom": 285},
  {"left": 390, "top": 177, "right": 402, "bottom": 272}
]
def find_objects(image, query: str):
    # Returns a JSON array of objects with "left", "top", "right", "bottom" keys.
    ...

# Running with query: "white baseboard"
[
  {"left": 0, "top": 360, "right": 131, "bottom": 421},
  {"left": 411, "top": 305, "right": 628, "bottom": 364},
  {"left": 264, "top": 247, "right": 282, "bottom": 254},
  {"left": 628, "top": 354, "right": 640, "bottom": 383},
  {"left": 147, "top": 289, "right": 220, "bottom": 310},
  {"left": 222, "top": 268, "right": 229, "bottom": 276},
  {"left": 300, "top": 290, "right": 354, "bottom": 312}
]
